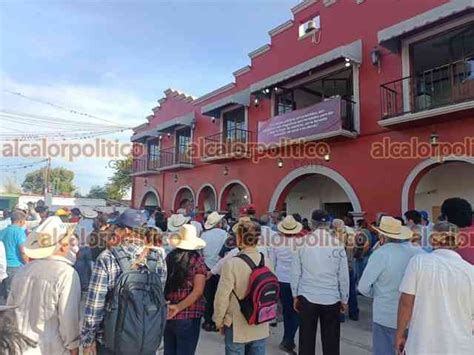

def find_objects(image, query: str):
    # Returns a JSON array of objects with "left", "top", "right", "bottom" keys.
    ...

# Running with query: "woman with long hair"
[{"left": 164, "top": 224, "right": 207, "bottom": 355}]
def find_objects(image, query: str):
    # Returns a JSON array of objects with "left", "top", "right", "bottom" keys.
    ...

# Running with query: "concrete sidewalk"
[{"left": 195, "top": 296, "right": 373, "bottom": 354}]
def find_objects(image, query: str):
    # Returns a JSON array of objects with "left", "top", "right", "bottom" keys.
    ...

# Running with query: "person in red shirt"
[{"left": 440, "top": 197, "right": 474, "bottom": 264}]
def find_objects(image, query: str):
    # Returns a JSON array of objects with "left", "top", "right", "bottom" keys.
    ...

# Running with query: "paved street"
[{"left": 195, "top": 296, "right": 373, "bottom": 355}]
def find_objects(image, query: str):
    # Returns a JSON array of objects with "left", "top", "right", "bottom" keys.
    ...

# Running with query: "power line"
[{"left": 2, "top": 89, "right": 127, "bottom": 126}]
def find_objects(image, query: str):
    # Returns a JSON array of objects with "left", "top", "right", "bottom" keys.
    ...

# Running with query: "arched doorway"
[
  {"left": 402, "top": 157, "right": 474, "bottom": 221},
  {"left": 140, "top": 188, "right": 161, "bottom": 214},
  {"left": 197, "top": 184, "right": 217, "bottom": 213},
  {"left": 219, "top": 180, "right": 251, "bottom": 218},
  {"left": 269, "top": 166, "right": 362, "bottom": 221},
  {"left": 173, "top": 186, "right": 195, "bottom": 212}
]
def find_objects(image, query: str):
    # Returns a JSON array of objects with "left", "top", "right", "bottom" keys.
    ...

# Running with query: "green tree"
[
  {"left": 87, "top": 185, "right": 108, "bottom": 199},
  {"left": 106, "top": 156, "right": 132, "bottom": 201},
  {"left": 22, "top": 167, "right": 76, "bottom": 195},
  {"left": 2, "top": 176, "right": 21, "bottom": 194}
]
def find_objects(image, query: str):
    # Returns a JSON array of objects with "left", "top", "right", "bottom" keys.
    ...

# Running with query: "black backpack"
[{"left": 104, "top": 246, "right": 166, "bottom": 354}]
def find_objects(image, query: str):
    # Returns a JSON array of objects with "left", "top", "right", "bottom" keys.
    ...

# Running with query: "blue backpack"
[{"left": 104, "top": 246, "right": 166, "bottom": 354}]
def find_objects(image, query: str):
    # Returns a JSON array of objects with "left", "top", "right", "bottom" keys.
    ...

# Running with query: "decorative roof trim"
[
  {"left": 131, "top": 112, "right": 195, "bottom": 142},
  {"left": 248, "top": 44, "right": 271, "bottom": 59},
  {"left": 233, "top": 65, "right": 252, "bottom": 78},
  {"left": 194, "top": 83, "right": 235, "bottom": 103},
  {"left": 268, "top": 20, "right": 294, "bottom": 37},
  {"left": 133, "top": 123, "right": 148, "bottom": 132},
  {"left": 201, "top": 89, "right": 251, "bottom": 117},
  {"left": 250, "top": 39, "right": 362, "bottom": 93},
  {"left": 378, "top": 0, "right": 473, "bottom": 52},
  {"left": 291, "top": 0, "right": 318, "bottom": 15},
  {"left": 323, "top": 0, "right": 337, "bottom": 7},
  {"left": 146, "top": 115, "right": 154, "bottom": 122}
]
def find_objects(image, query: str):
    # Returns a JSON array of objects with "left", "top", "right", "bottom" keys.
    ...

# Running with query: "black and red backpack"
[{"left": 232, "top": 253, "right": 280, "bottom": 325}]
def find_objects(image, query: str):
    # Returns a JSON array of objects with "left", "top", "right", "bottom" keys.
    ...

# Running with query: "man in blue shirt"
[
  {"left": 0, "top": 211, "right": 27, "bottom": 303},
  {"left": 358, "top": 216, "right": 423, "bottom": 355}
]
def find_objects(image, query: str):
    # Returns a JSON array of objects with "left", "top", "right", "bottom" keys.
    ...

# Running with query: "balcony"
[
  {"left": 132, "top": 144, "right": 194, "bottom": 175},
  {"left": 380, "top": 59, "right": 474, "bottom": 126},
  {"left": 201, "top": 128, "right": 254, "bottom": 162},
  {"left": 257, "top": 96, "right": 357, "bottom": 147}
]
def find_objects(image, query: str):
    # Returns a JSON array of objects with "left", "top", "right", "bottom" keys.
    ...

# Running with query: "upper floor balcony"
[
  {"left": 201, "top": 127, "right": 254, "bottom": 162},
  {"left": 380, "top": 58, "right": 474, "bottom": 126},
  {"left": 132, "top": 143, "right": 194, "bottom": 175}
]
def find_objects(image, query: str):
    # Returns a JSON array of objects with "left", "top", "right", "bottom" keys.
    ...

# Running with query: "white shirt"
[
  {"left": 291, "top": 228, "right": 349, "bottom": 305},
  {"left": 191, "top": 220, "right": 203, "bottom": 237},
  {"left": 399, "top": 249, "right": 474, "bottom": 355},
  {"left": 201, "top": 228, "right": 228, "bottom": 269},
  {"left": 269, "top": 233, "right": 298, "bottom": 283},
  {"left": 7, "top": 256, "right": 81, "bottom": 354},
  {"left": 0, "top": 241, "right": 7, "bottom": 282}
]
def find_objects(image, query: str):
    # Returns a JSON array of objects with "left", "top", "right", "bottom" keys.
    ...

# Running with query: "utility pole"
[{"left": 44, "top": 157, "right": 52, "bottom": 193}]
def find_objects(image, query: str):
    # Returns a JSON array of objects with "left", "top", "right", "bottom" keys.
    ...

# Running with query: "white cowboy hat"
[
  {"left": 24, "top": 216, "right": 77, "bottom": 259},
  {"left": 277, "top": 215, "right": 303, "bottom": 235},
  {"left": 168, "top": 224, "right": 206, "bottom": 250},
  {"left": 176, "top": 208, "right": 187, "bottom": 215},
  {"left": 167, "top": 214, "right": 190, "bottom": 232},
  {"left": 79, "top": 206, "right": 98, "bottom": 219},
  {"left": 204, "top": 211, "right": 225, "bottom": 230},
  {"left": 373, "top": 216, "right": 413, "bottom": 240}
]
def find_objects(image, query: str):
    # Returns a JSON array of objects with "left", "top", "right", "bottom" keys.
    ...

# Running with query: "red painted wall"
[{"left": 132, "top": 0, "right": 473, "bottom": 221}]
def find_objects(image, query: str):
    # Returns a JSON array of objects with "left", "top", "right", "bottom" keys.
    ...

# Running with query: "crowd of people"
[{"left": 0, "top": 197, "right": 473, "bottom": 355}]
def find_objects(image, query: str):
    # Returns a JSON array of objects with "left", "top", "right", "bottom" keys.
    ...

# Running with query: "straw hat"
[
  {"left": 277, "top": 215, "right": 303, "bottom": 235},
  {"left": 373, "top": 216, "right": 413, "bottom": 240},
  {"left": 204, "top": 211, "right": 225, "bottom": 230},
  {"left": 232, "top": 216, "right": 252, "bottom": 234},
  {"left": 167, "top": 214, "right": 191, "bottom": 232},
  {"left": 80, "top": 206, "right": 98, "bottom": 219},
  {"left": 168, "top": 224, "right": 206, "bottom": 250},
  {"left": 24, "top": 216, "right": 77, "bottom": 259}
]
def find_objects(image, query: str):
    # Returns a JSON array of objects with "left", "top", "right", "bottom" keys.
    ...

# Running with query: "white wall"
[
  {"left": 415, "top": 162, "right": 474, "bottom": 219},
  {"left": 285, "top": 174, "right": 350, "bottom": 220},
  {"left": 18, "top": 195, "right": 106, "bottom": 208}
]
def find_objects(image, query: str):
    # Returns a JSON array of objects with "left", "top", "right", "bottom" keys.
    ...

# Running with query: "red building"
[{"left": 131, "top": 0, "right": 474, "bottom": 222}]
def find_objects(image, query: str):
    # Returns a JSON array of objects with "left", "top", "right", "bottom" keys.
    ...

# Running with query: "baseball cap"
[
  {"left": 311, "top": 209, "right": 330, "bottom": 222},
  {"left": 110, "top": 209, "right": 148, "bottom": 228},
  {"left": 420, "top": 210, "right": 429, "bottom": 221}
]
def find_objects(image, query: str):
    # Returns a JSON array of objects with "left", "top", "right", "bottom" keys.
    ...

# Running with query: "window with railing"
[
  {"left": 381, "top": 22, "right": 474, "bottom": 119},
  {"left": 273, "top": 67, "right": 354, "bottom": 116},
  {"left": 147, "top": 138, "right": 160, "bottom": 170}
]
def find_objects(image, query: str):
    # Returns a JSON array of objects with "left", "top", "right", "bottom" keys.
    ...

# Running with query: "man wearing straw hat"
[
  {"left": 271, "top": 215, "right": 303, "bottom": 354},
  {"left": 7, "top": 216, "right": 81, "bottom": 355},
  {"left": 396, "top": 221, "right": 474, "bottom": 355},
  {"left": 167, "top": 213, "right": 191, "bottom": 233},
  {"left": 201, "top": 211, "right": 228, "bottom": 332},
  {"left": 357, "top": 216, "right": 421, "bottom": 355}
]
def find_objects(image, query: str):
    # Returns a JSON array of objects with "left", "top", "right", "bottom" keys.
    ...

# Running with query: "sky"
[{"left": 0, "top": 0, "right": 296, "bottom": 196}]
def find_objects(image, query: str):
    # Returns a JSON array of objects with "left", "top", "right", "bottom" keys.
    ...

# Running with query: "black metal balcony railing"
[
  {"left": 340, "top": 97, "right": 355, "bottom": 131},
  {"left": 132, "top": 143, "right": 193, "bottom": 173},
  {"left": 203, "top": 128, "right": 253, "bottom": 159},
  {"left": 381, "top": 59, "right": 474, "bottom": 119}
]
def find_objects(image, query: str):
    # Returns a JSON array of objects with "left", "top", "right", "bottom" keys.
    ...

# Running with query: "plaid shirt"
[
  {"left": 165, "top": 253, "right": 206, "bottom": 320},
  {"left": 80, "top": 243, "right": 167, "bottom": 348}
]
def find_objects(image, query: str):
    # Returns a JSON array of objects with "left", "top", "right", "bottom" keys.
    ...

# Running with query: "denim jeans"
[
  {"left": 372, "top": 322, "right": 396, "bottom": 355},
  {"left": 354, "top": 257, "right": 368, "bottom": 286},
  {"left": 0, "top": 266, "right": 21, "bottom": 304},
  {"left": 224, "top": 326, "right": 266, "bottom": 355},
  {"left": 164, "top": 317, "right": 201, "bottom": 355},
  {"left": 279, "top": 282, "right": 299, "bottom": 348},
  {"left": 348, "top": 268, "right": 359, "bottom": 318}
]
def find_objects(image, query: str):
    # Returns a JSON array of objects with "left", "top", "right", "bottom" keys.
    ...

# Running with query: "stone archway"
[
  {"left": 172, "top": 185, "right": 196, "bottom": 212},
  {"left": 218, "top": 179, "right": 251, "bottom": 218}
]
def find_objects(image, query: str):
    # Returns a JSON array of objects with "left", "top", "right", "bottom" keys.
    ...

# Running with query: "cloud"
[{"left": 0, "top": 76, "right": 152, "bottom": 193}]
